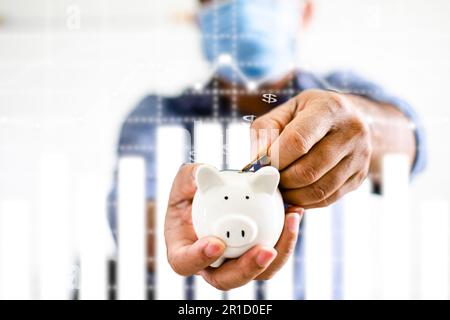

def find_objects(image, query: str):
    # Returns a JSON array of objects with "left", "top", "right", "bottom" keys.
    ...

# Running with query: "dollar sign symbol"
[
  {"left": 262, "top": 93, "right": 278, "bottom": 104},
  {"left": 242, "top": 115, "right": 257, "bottom": 123}
]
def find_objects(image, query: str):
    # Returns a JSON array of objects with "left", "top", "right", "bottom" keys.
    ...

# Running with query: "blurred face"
[{"left": 196, "top": 0, "right": 313, "bottom": 87}]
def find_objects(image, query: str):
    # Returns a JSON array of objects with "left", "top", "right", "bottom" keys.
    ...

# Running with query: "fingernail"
[
  {"left": 204, "top": 242, "right": 222, "bottom": 258},
  {"left": 288, "top": 213, "right": 300, "bottom": 233},
  {"left": 256, "top": 249, "right": 276, "bottom": 267}
]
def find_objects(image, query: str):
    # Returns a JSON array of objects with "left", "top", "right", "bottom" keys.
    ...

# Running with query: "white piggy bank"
[{"left": 192, "top": 165, "right": 285, "bottom": 268}]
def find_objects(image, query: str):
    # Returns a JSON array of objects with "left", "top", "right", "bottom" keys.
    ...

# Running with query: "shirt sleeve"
[
  {"left": 107, "top": 95, "right": 159, "bottom": 240},
  {"left": 324, "top": 71, "right": 427, "bottom": 177}
]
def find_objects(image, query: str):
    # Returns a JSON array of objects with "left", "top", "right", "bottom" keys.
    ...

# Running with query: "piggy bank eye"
[
  {"left": 224, "top": 196, "right": 228, "bottom": 200},
  {"left": 245, "top": 196, "right": 249, "bottom": 200}
]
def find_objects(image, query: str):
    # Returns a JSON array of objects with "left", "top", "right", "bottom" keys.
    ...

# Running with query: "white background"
[{"left": 0, "top": 0, "right": 449, "bottom": 299}]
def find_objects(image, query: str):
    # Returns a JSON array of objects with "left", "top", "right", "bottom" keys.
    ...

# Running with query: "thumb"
[
  {"left": 168, "top": 236, "right": 226, "bottom": 276},
  {"left": 168, "top": 163, "right": 201, "bottom": 208}
]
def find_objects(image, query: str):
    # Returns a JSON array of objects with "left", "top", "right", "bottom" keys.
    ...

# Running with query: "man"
[{"left": 108, "top": 0, "right": 426, "bottom": 297}]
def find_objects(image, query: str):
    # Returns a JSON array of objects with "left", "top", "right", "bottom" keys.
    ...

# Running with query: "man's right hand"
[
  {"left": 165, "top": 164, "right": 302, "bottom": 291},
  {"left": 164, "top": 164, "right": 227, "bottom": 276}
]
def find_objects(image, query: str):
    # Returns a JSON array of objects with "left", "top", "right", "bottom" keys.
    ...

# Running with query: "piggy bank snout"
[{"left": 213, "top": 215, "right": 257, "bottom": 248}]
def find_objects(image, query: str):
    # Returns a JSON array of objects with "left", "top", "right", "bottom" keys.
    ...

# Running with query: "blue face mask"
[{"left": 198, "top": 0, "right": 301, "bottom": 86}]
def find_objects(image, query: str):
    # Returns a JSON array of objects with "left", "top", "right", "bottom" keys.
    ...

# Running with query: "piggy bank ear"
[
  {"left": 195, "top": 165, "right": 224, "bottom": 193},
  {"left": 250, "top": 166, "right": 280, "bottom": 194}
]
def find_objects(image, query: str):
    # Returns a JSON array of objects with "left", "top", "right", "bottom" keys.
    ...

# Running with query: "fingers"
[
  {"left": 251, "top": 98, "right": 298, "bottom": 134},
  {"left": 199, "top": 246, "right": 277, "bottom": 291},
  {"left": 165, "top": 163, "right": 227, "bottom": 276},
  {"left": 281, "top": 156, "right": 357, "bottom": 206},
  {"left": 280, "top": 132, "right": 351, "bottom": 189},
  {"left": 167, "top": 163, "right": 200, "bottom": 209},
  {"left": 255, "top": 211, "right": 303, "bottom": 280},
  {"left": 251, "top": 90, "right": 347, "bottom": 171},
  {"left": 269, "top": 102, "right": 335, "bottom": 170},
  {"left": 303, "top": 172, "right": 364, "bottom": 209},
  {"left": 167, "top": 236, "right": 226, "bottom": 276},
  {"left": 288, "top": 166, "right": 367, "bottom": 209}
]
